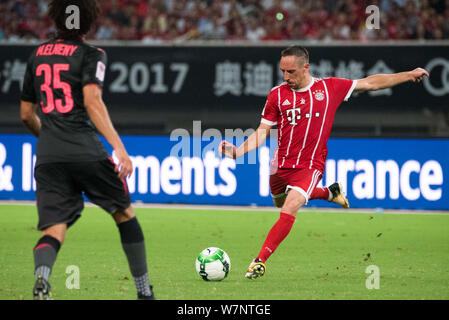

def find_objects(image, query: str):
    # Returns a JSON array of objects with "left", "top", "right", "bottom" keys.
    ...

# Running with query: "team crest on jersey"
[{"left": 313, "top": 90, "right": 325, "bottom": 101}]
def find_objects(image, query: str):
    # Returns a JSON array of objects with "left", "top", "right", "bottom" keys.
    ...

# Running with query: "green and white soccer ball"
[{"left": 195, "top": 247, "right": 231, "bottom": 281}]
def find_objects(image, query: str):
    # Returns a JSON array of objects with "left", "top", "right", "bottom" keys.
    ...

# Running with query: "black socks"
[
  {"left": 118, "top": 217, "right": 152, "bottom": 297},
  {"left": 33, "top": 235, "right": 61, "bottom": 281},
  {"left": 33, "top": 219, "right": 153, "bottom": 298}
]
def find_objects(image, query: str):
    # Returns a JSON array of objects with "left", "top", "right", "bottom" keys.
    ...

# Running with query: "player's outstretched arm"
[
  {"left": 219, "top": 122, "right": 272, "bottom": 159},
  {"left": 83, "top": 85, "right": 133, "bottom": 180},
  {"left": 354, "top": 68, "right": 429, "bottom": 92},
  {"left": 20, "top": 100, "right": 41, "bottom": 137}
]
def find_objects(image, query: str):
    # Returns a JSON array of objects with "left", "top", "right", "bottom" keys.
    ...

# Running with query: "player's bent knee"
[
  {"left": 281, "top": 203, "right": 299, "bottom": 216},
  {"left": 282, "top": 191, "right": 307, "bottom": 215},
  {"left": 41, "top": 223, "right": 67, "bottom": 244},
  {"left": 112, "top": 206, "right": 135, "bottom": 224}
]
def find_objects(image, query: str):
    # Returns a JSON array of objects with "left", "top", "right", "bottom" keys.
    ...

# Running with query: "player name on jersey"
[
  {"left": 36, "top": 43, "right": 78, "bottom": 57},
  {"left": 22, "top": 39, "right": 109, "bottom": 166}
]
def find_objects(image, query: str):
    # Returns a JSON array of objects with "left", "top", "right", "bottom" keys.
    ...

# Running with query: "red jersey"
[{"left": 261, "top": 77, "right": 357, "bottom": 172}]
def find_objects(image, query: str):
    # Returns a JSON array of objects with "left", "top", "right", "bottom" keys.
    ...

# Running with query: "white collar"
[{"left": 292, "top": 77, "right": 315, "bottom": 92}]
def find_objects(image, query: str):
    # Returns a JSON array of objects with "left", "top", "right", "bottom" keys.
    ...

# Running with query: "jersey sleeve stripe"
[
  {"left": 261, "top": 118, "right": 277, "bottom": 126},
  {"left": 344, "top": 79, "right": 358, "bottom": 101}
]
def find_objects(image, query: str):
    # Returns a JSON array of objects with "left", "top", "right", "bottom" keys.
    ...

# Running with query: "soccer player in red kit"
[{"left": 219, "top": 45, "right": 429, "bottom": 279}]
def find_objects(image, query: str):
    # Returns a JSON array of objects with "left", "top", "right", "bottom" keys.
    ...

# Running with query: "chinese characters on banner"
[{"left": 213, "top": 59, "right": 395, "bottom": 97}]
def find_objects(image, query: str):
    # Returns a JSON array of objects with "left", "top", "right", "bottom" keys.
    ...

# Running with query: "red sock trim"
[
  {"left": 34, "top": 243, "right": 52, "bottom": 251},
  {"left": 34, "top": 235, "right": 61, "bottom": 253}
]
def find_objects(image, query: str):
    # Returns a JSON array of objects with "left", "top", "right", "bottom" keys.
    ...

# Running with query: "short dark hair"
[
  {"left": 281, "top": 45, "right": 309, "bottom": 64},
  {"left": 48, "top": 0, "right": 100, "bottom": 40}
]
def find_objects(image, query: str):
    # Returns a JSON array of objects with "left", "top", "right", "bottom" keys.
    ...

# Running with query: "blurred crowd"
[{"left": 1, "top": 0, "right": 449, "bottom": 43}]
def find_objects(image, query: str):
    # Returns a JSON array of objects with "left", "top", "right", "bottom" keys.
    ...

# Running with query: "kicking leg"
[
  {"left": 309, "top": 186, "right": 330, "bottom": 201},
  {"left": 309, "top": 183, "right": 349, "bottom": 208},
  {"left": 328, "top": 182, "right": 350, "bottom": 208},
  {"left": 113, "top": 206, "right": 155, "bottom": 300}
]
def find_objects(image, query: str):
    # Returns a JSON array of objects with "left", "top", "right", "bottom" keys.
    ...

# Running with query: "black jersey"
[{"left": 21, "top": 38, "right": 109, "bottom": 166}]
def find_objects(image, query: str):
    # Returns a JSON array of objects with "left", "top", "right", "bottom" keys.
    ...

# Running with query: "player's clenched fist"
[
  {"left": 409, "top": 68, "right": 429, "bottom": 83},
  {"left": 219, "top": 140, "right": 237, "bottom": 159}
]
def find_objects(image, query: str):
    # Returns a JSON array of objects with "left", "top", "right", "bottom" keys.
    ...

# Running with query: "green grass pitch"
[{"left": 0, "top": 204, "right": 448, "bottom": 300}]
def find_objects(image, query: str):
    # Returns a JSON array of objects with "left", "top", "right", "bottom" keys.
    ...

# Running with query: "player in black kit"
[{"left": 20, "top": 0, "right": 155, "bottom": 300}]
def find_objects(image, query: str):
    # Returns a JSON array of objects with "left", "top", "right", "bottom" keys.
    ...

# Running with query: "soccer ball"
[{"left": 195, "top": 247, "right": 231, "bottom": 281}]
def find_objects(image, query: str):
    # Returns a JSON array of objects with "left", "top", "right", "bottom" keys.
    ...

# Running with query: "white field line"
[{"left": 0, "top": 200, "right": 448, "bottom": 216}]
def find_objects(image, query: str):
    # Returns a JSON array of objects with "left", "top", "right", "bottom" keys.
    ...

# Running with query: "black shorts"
[{"left": 34, "top": 159, "right": 131, "bottom": 231}]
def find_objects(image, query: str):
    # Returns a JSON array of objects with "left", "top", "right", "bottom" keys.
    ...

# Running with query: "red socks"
[
  {"left": 309, "top": 187, "right": 330, "bottom": 201},
  {"left": 256, "top": 188, "right": 330, "bottom": 263},
  {"left": 257, "top": 212, "right": 296, "bottom": 262}
]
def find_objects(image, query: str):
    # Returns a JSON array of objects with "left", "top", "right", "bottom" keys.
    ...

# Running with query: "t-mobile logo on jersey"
[
  {"left": 286, "top": 108, "right": 320, "bottom": 126},
  {"left": 286, "top": 108, "right": 301, "bottom": 125}
]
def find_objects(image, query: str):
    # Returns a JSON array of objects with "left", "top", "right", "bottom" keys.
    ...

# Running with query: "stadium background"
[
  {"left": 0, "top": 0, "right": 449, "bottom": 303},
  {"left": 0, "top": 0, "right": 448, "bottom": 210}
]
